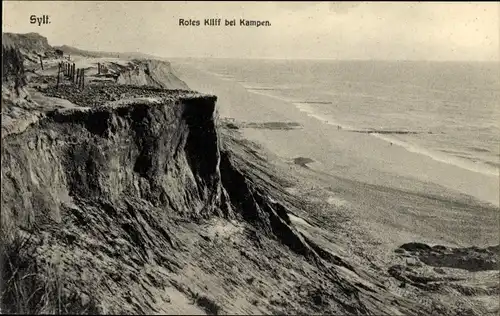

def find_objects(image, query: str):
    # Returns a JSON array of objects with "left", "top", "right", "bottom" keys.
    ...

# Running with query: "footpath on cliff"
[{"left": 1, "top": 33, "right": 499, "bottom": 315}]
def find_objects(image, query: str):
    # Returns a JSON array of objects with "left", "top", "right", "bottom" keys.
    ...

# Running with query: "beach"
[{"left": 172, "top": 60, "right": 499, "bottom": 250}]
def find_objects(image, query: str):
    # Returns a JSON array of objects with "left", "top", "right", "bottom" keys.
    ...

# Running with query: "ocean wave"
[
  {"left": 293, "top": 102, "right": 357, "bottom": 130},
  {"left": 291, "top": 101, "right": 499, "bottom": 177},
  {"left": 295, "top": 101, "right": 333, "bottom": 105},
  {"left": 293, "top": 99, "right": 499, "bottom": 177},
  {"left": 243, "top": 87, "right": 297, "bottom": 103},
  {"left": 211, "top": 73, "right": 235, "bottom": 81},
  {"left": 372, "top": 134, "right": 499, "bottom": 177}
]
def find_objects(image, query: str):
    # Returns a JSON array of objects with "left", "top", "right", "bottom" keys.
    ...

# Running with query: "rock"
[
  {"left": 406, "top": 257, "right": 423, "bottom": 267},
  {"left": 225, "top": 123, "right": 239, "bottom": 129},
  {"left": 399, "top": 242, "right": 499, "bottom": 272}
]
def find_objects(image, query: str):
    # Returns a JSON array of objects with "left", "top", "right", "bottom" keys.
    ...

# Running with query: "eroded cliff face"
[
  {"left": 1, "top": 90, "right": 223, "bottom": 313},
  {"left": 2, "top": 33, "right": 56, "bottom": 64},
  {"left": 2, "top": 91, "right": 221, "bottom": 230},
  {"left": 1, "top": 84, "right": 404, "bottom": 315},
  {"left": 116, "top": 59, "right": 190, "bottom": 90}
]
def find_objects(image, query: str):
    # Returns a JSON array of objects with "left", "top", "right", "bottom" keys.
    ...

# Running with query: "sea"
[{"left": 179, "top": 58, "right": 499, "bottom": 178}]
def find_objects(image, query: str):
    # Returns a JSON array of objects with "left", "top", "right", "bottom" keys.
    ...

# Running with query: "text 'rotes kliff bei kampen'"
[{"left": 179, "top": 18, "right": 271, "bottom": 27}]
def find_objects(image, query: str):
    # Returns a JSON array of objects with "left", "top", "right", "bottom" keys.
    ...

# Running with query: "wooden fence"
[{"left": 57, "top": 61, "right": 85, "bottom": 89}]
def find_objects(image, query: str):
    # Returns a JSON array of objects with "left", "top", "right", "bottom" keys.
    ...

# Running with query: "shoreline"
[
  {"left": 173, "top": 62, "right": 499, "bottom": 208},
  {"left": 239, "top": 81, "right": 499, "bottom": 179}
]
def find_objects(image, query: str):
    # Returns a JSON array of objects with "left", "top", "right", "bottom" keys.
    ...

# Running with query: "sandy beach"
[{"left": 173, "top": 61, "right": 499, "bottom": 250}]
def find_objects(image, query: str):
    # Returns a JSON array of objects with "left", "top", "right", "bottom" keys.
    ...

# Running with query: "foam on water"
[
  {"left": 244, "top": 87, "right": 295, "bottom": 103},
  {"left": 372, "top": 133, "right": 499, "bottom": 177},
  {"left": 293, "top": 102, "right": 357, "bottom": 130},
  {"left": 210, "top": 72, "right": 235, "bottom": 81},
  {"left": 243, "top": 86, "right": 356, "bottom": 131}
]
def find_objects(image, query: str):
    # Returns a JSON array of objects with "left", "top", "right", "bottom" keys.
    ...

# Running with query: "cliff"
[
  {"left": 2, "top": 32, "right": 53, "bottom": 54},
  {"left": 114, "top": 59, "right": 190, "bottom": 90},
  {"left": 54, "top": 44, "right": 161, "bottom": 60},
  {"left": 2, "top": 87, "right": 386, "bottom": 314},
  {"left": 2, "top": 33, "right": 56, "bottom": 64},
  {"left": 1, "top": 33, "right": 497, "bottom": 315}
]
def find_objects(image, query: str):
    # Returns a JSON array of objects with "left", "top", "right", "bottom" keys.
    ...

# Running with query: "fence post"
[
  {"left": 81, "top": 69, "right": 85, "bottom": 89},
  {"left": 78, "top": 69, "right": 82, "bottom": 89},
  {"left": 39, "top": 55, "right": 44, "bottom": 70},
  {"left": 72, "top": 63, "right": 75, "bottom": 83},
  {"left": 56, "top": 63, "right": 61, "bottom": 88},
  {"left": 76, "top": 69, "right": 80, "bottom": 88},
  {"left": 98, "top": 62, "right": 100, "bottom": 75}
]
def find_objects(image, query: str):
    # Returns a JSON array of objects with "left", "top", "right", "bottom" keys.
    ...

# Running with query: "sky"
[{"left": 3, "top": 1, "right": 499, "bottom": 61}]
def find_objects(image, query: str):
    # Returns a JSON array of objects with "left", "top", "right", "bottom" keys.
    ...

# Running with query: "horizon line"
[
  {"left": 4, "top": 32, "right": 499, "bottom": 63},
  {"left": 165, "top": 56, "right": 500, "bottom": 63}
]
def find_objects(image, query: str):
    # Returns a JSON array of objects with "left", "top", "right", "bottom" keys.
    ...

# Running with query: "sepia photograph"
[{"left": 1, "top": 1, "right": 499, "bottom": 315}]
